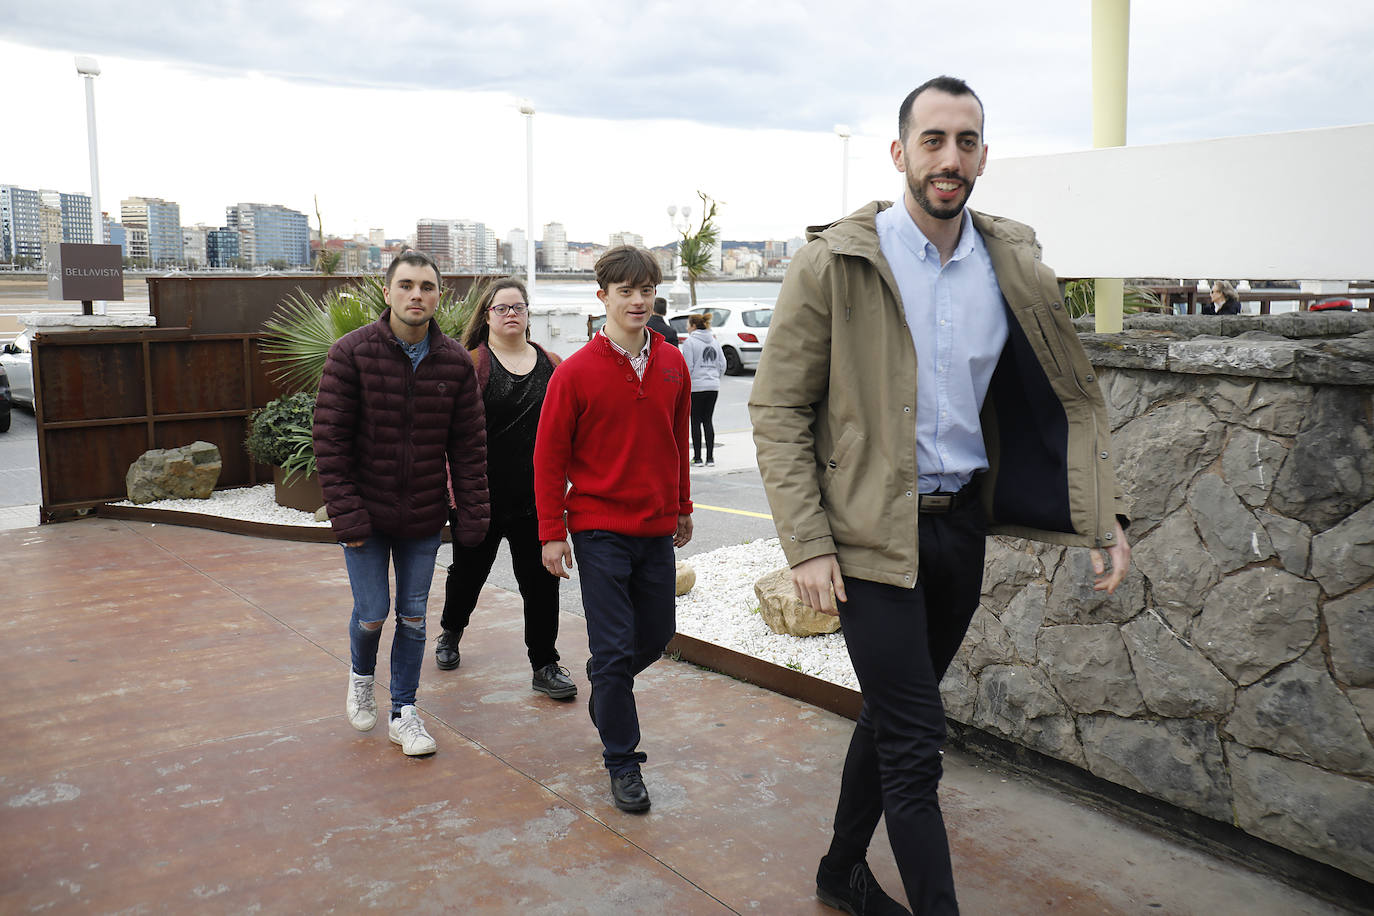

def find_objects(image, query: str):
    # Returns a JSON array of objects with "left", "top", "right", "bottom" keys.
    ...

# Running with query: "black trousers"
[
  {"left": 830, "top": 496, "right": 986, "bottom": 916},
  {"left": 571, "top": 530, "right": 676, "bottom": 777},
  {"left": 690, "top": 390, "right": 718, "bottom": 461},
  {"left": 441, "top": 511, "right": 561, "bottom": 670}
]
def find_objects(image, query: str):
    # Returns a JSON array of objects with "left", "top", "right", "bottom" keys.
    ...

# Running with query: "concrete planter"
[{"left": 272, "top": 466, "right": 323, "bottom": 513}]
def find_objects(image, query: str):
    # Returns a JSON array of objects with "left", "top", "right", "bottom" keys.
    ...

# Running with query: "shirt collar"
[
  {"left": 600, "top": 327, "right": 649, "bottom": 359},
  {"left": 880, "top": 198, "right": 978, "bottom": 264}
]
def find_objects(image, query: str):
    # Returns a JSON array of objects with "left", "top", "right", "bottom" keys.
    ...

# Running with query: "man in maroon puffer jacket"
[{"left": 314, "top": 249, "right": 490, "bottom": 757}]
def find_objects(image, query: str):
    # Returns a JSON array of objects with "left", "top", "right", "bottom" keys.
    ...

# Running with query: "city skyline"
[{"left": 3, "top": 3, "right": 1369, "bottom": 246}]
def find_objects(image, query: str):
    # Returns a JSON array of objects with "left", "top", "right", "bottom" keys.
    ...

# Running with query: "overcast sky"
[{"left": 3, "top": 1, "right": 1370, "bottom": 244}]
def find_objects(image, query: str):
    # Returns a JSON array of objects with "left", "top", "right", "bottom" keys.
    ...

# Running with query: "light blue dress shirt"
[{"left": 876, "top": 200, "right": 1009, "bottom": 494}]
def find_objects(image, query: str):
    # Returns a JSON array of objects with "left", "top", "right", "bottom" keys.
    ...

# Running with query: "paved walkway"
[{"left": 2, "top": 518, "right": 1354, "bottom": 914}]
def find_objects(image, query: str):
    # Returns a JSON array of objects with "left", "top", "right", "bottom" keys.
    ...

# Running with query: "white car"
[
  {"left": 668, "top": 301, "right": 773, "bottom": 375},
  {"left": 0, "top": 330, "right": 34, "bottom": 408}
]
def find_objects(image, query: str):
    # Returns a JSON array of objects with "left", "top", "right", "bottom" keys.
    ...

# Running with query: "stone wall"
[{"left": 940, "top": 314, "right": 1374, "bottom": 882}]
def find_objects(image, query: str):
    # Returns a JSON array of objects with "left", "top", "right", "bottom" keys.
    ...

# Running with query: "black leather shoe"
[
  {"left": 816, "top": 858, "right": 910, "bottom": 915},
  {"left": 610, "top": 770, "right": 651, "bottom": 813},
  {"left": 532, "top": 663, "right": 577, "bottom": 699},
  {"left": 434, "top": 630, "right": 461, "bottom": 671},
  {"left": 585, "top": 658, "right": 597, "bottom": 727}
]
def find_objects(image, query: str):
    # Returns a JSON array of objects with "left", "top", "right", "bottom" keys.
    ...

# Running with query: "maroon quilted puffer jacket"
[{"left": 313, "top": 311, "right": 490, "bottom": 545}]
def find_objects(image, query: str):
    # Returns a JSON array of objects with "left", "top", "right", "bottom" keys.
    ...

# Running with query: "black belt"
[{"left": 918, "top": 484, "right": 978, "bottom": 515}]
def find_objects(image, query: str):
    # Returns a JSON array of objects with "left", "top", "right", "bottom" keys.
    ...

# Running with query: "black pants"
[
  {"left": 830, "top": 496, "right": 986, "bottom": 915},
  {"left": 441, "top": 511, "right": 560, "bottom": 670},
  {"left": 690, "top": 390, "right": 717, "bottom": 461},
  {"left": 571, "top": 530, "right": 676, "bottom": 777}
]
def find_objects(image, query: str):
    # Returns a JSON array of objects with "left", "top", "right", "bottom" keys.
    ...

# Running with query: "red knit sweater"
[{"left": 535, "top": 330, "right": 692, "bottom": 541}]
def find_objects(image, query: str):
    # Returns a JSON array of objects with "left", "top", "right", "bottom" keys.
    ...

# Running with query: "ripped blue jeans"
[{"left": 342, "top": 530, "right": 442, "bottom": 715}]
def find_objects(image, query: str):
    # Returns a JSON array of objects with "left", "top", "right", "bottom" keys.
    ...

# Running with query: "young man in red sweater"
[{"left": 535, "top": 245, "right": 693, "bottom": 813}]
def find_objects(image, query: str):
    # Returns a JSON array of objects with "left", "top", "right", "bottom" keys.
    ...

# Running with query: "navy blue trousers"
[
  {"left": 830, "top": 497, "right": 986, "bottom": 915},
  {"left": 571, "top": 530, "right": 677, "bottom": 777}
]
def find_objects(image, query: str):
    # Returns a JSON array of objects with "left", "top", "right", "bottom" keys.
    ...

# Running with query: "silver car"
[{"left": 1, "top": 330, "right": 33, "bottom": 409}]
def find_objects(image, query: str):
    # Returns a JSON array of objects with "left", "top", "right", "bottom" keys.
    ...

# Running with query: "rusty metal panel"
[
  {"left": 36, "top": 340, "right": 146, "bottom": 422},
  {"left": 149, "top": 338, "right": 248, "bottom": 416},
  {"left": 153, "top": 417, "right": 256, "bottom": 487},
  {"left": 42, "top": 423, "right": 149, "bottom": 505}
]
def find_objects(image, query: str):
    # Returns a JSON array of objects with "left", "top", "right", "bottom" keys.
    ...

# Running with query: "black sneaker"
[
  {"left": 434, "top": 629, "right": 461, "bottom": 670},
  {"left": 586, "top": 658, "right": 597, "bottom": 727},
  {"left": 532, "top": 663, "right": 578, "bottom": 700},
  {"left": 610, "top": 769, "right": 651, "bottom": 813},
  {"left": 815, "top": 858, "right": 910, "bottom": 915}
]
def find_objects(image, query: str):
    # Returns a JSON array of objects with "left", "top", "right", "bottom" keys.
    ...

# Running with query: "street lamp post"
[
  {"left": 519, "top": 100, "right": 536, "bottom": 297},
  {"left": 76, "top": 55, "right": 105, "bottom": 316},
  {"left": 833, "top": 124, "right": 851, "bottom": 216},
  {"left": 666, "top": 203, "right": 692, "bottom": 309}
]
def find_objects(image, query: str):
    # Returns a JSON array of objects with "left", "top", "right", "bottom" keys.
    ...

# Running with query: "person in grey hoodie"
[{"left": 682, "top": 313, "right": 722, "bottom": 466}]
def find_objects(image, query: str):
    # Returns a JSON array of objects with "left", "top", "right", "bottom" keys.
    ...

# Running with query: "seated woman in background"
[{"left": 1202, "top": 280, "right": 1242, "bottom": 315}]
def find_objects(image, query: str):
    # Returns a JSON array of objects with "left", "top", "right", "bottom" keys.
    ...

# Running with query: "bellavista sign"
[{"left": 46, "top": 243, "right": 125, "bottom": 302}]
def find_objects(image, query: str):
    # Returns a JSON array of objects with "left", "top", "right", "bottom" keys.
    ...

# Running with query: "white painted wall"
[{"left": 973, "top": 124, "right": 1374, "bottom": 280}]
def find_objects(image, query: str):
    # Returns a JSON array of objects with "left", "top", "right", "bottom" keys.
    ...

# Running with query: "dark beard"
[{"left": 908, "top": 169, "right": 972, "bottom": 221}]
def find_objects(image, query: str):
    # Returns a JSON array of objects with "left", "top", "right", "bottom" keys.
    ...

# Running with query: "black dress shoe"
[
  {"left": 434, "top": 630, "right": 461, "bottom": 670},
  {"left": 610, "top": 770, "right": 651, "bottom": 813},
  {"left": 816, "top": 858, "right": 910, "bottom": 915},
  {"left": 532, "top": 663, "right": 578, "bottom": 699}
]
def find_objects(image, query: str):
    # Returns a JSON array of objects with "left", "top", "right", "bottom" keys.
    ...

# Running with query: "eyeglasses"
[{"left": 488, "top": 303, "right": 528, "bottom": 316}]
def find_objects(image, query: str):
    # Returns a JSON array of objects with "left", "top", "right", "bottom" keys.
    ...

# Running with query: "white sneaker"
[
  {"left": 389, "top": 705, "right": 437, "bottom": 756},
  {"left": 347, "top": 671, "right": 377, "bottom": 732}
]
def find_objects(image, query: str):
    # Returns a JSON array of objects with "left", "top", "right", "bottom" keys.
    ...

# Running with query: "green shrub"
[{"left": 245, "top": 392, "right": 316, "bottom": 468}]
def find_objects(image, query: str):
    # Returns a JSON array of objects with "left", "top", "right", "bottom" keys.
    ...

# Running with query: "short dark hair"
[
  {"left": 653, "top": 296, "right": 668, "bottom": 315},
  {"left": 462, "top": 277, "right": 529, "bottom": 349},
  {"left": 385, "top": 248, "right": 442, "bottom": 286},
  {"left": 898, "top": 76, "right": 984, "bottom": 142},
  {"left": 595, "top": 245, "right": 662, "bottom": 290}
]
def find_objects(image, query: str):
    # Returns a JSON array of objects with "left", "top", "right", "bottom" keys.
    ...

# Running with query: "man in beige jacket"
[{"left": 750, "top": 76, "right": 1131, "bottom": 915}]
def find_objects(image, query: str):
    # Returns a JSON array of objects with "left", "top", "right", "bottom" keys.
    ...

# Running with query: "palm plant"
[
  {"left": 677, "top": 191, "right": 721, "bottom": 308},
  {"left": 1062, "top": 280, "right": 1165, "bottom": 319}
]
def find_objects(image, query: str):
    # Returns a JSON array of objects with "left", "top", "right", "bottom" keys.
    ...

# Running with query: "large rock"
[
  {"left": 959, "top": 605, "right": 1017, "bottom": 673},
  {"left": 1191, "top": 567, "right": 1319, "bottom": 685},
  {"left": 1220, "top": 429, "right": 1288, "bottom": 508},
  {"left": 1044, "top": 549, "right": 1143, "bottom": 626},
  {"left": 1326, "top": 589, "right": 1374, "bottom": 687},
  {"left": 938, "top": 657, "right": 977, "bottom": 723},
  {"left": 1102, "top": 368, "right": 1177, "bottom": 430},
  {"left": 1227, "top": 646, "right": 1374, "bottom": 776},
  {"left": 1111, "top": 400, "right": 1225, "bottom": 537},
  {"left": 1187, "top": 474, "right": 1273, "bottom": 573},
  {"left": 1132, "top": 511, "right": 1220, "bottom": 632},
  {"left": 1243, "top": 379, "right": 1314, "bottom": 436},
  {"left": 1078, "top": 715, "right": 1232, "bottom": 821},
  {"left": 998, "top": 583, "right": 1048, "bottom": 661},
  {"left": 1309, "top": 500, "right": 1374, "bottom": 597},
  {"left": 752, "top": 567, "right": 841, "bottom": 637},
  {"left": 1255, "top": 510, "right": 1311, "bottom": 577},
  {"left": 125, "top": 441, "right": 222, "bottom": 504},
  {"left": 981, "top": 537, "right": 1050, "bottom": 611},
  {"left": 1270, "top": 388, "right": 1374, "bottom": 531},
  {"left": 1230, "top": 745, "right": 1374, "bottom": 883},
  {"left": 1036, "top": 624, "right": 1145, "bottom": 716},
  {"left": 1350, "top": 688, "right": 1374, "bottom": 739},
  {"left": 1167, "top": 337, "right": 1301, "bottom": 379},
  {"left": 973, "top": 665, "right": 1085, "bottom": 767},
  {"left": 1197, "top": 375, "right": 1259, "bottom": 426},
  {"left": 675, "top": 562, "right": 695, "bottom": 596},
  {"left": 1121, "top": 612, "right": 1235, "bottom": 718}
]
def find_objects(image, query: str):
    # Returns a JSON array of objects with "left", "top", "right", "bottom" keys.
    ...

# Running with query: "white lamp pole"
[
  {"left": 667, "top": 204, "right": 691, "bottom": 309},
  {"left": 76, "top": 56, "right": 104, "bottom": 245},
  {"left": 519, "top": 100, "right": 536, "bottom": 297},
  {"left": 833, "top": 124, "right": 852, "bottom": 216}
]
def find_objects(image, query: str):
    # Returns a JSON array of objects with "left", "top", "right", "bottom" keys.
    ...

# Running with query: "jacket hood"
[{"left": 688, "top": 328, "right": 715, "bottom": 340}]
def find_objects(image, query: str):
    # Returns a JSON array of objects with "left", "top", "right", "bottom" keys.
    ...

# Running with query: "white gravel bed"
[
  {"left": 677, "top": 538, "right": 859, "bottom": 691},
  {"left": 113, "top": 488, "right": 857, "bottom": 689},
  {"left": 111, "top": 484, "right": 332, "bottom": 527}
]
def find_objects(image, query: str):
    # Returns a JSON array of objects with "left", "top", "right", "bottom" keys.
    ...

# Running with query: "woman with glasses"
[{"left": 435, "top": 278, "right": 577, "bottom": 701}]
